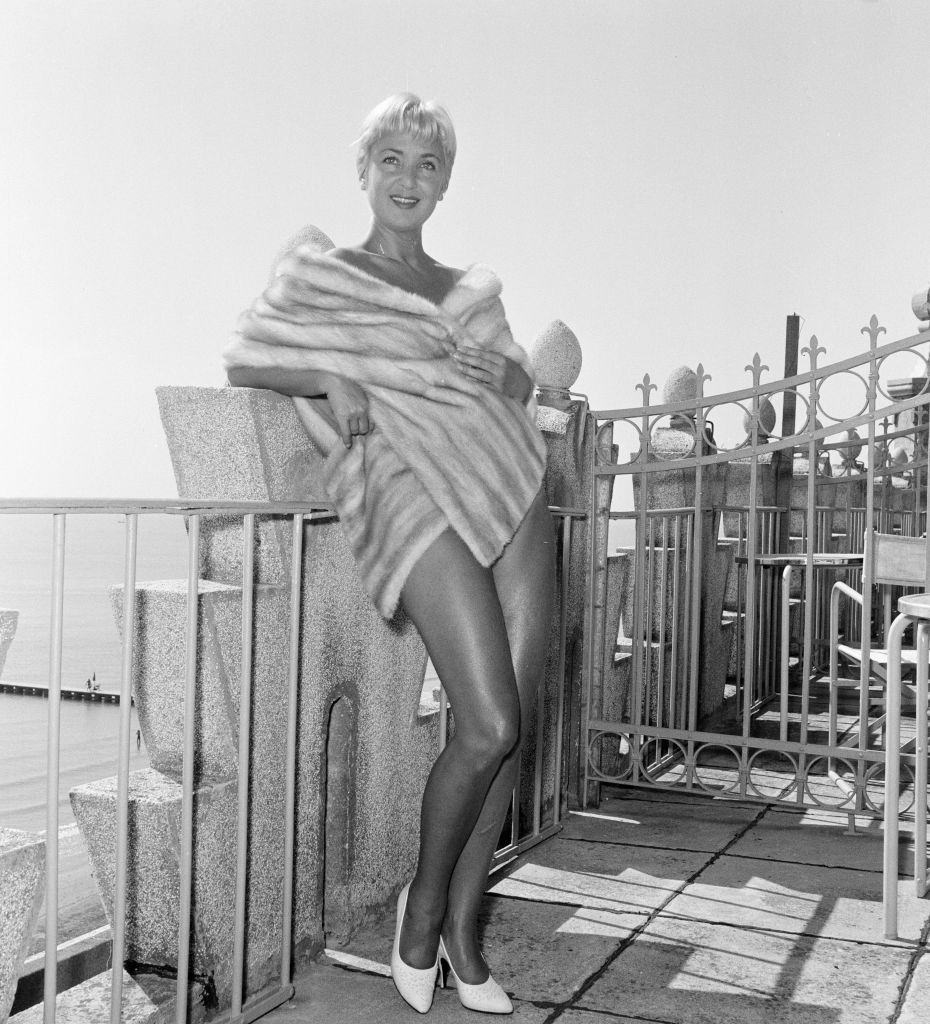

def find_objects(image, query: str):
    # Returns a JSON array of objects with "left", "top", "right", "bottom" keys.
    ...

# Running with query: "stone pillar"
[
  {"left": 531, "top": 320, "right": 623, "bottom": 804},
  {"left": 720, "top": 401, "right": 779, "bottom": 681},
  {"left": 629, "top": 367, "right": 733, "bottom": 725},
  {"left": 0, "top": 610, "right": 17, "bottom": 679},
  {"left": 825, "top": 429, "right": 867, "bottom": 544},
  {"left": 0, "top": 829, "right": 44, "bottom": 1024}
]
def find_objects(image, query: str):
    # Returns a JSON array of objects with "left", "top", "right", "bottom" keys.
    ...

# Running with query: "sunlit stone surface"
[
  {"left": 8, "top": 970, "right": 157, "bottom": 1024},
  {"left": 0, "top": 829, "right": 44, "bottom": 1023}
]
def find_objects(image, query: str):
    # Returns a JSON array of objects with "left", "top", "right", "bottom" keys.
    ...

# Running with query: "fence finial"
[
  {"left": 745, "top": 353, "right": 769, "bottom": 387},
  {"left": 635, "top": 373, "right": 657, "bottom": 404},
  {"left": 801, "top": 335, "right": 826, "bottom": 369},
  {"left": 861, "top": 315, "right": 886, "bottom": 350}
]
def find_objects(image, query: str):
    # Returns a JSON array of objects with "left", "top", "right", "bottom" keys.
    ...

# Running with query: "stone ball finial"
[
  {"left": 530, "top": 320, "right": 582, "bottom": 390},
  {"left": 889, "top": 436, "right": 911, "bottom": 466},
  {"left": 912, "top": 284, "right": 930, "bottom": 325},
  {"left": 742, "top": 397, "right": 776, "bottom": 437},
  {"left": 269, "top": 224, "right": 336, "bottom": 284},
  {"left": 662, "top": 366, "right": 699, "bottom": 407},
  {"left": 842, "top": 428, "right": 863, "bottom": 462}
]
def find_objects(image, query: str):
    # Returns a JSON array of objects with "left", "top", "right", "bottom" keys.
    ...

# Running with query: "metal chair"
[
  {"left": 828, "top": 531, "right": 930, "bottom": 757},
  {"left": 825, "top": 531, "right": 930, "bottom": 938}
]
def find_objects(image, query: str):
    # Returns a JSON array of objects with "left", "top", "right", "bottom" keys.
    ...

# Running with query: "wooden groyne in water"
[{"left": 0, "top": 680, "right": 125, "bottom": 704}]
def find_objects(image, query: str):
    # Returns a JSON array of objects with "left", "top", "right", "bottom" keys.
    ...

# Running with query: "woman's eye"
[
  {"left": 382, "top": 155, "right": 397, "bottom": 164},
  {"left": 420, "top": 161, "right": 436, "bottom": 171}
]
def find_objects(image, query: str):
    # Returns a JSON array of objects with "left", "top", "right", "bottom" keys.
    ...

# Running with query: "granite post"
[{"left": 0, "top": 829, "right": 45, "bottom": 1024}]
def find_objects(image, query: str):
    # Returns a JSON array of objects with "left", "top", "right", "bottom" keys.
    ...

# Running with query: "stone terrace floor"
[{"left": 262, "top": 785, "right": 930, "bottom": 1024}]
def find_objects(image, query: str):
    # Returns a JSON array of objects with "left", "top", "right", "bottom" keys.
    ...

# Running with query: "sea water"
[{"left": 0, "top": 512, "right": 189, "bottom": 828}]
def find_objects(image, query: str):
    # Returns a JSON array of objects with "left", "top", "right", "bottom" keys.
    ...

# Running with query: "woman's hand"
[
  {"left": 453, "top": 347, "right": 532, "bottom": 403},
  {"left": 322, "top": 374, "right": 373, "bottom": 448}
]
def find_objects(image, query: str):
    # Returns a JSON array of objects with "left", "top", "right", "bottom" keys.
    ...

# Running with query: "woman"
[{"left": 226, "top": 93, "right": 554, "bottom": 1015}]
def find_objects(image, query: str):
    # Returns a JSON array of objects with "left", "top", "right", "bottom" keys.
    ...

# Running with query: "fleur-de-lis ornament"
[
  {"left": 635, "top": 374, "right": 657, "bottom": 461},
  {"left": 745, "top": 353, "right": 769, "bottom": 388},
  {"left": 861, "top": 314, "right": 886, "bottom": 351},
  {"left": 802, "top": 335, "right": 827, "bottom": 371},
  {"left": 635, "top": 373, "right": 657, "bottom": 404}
]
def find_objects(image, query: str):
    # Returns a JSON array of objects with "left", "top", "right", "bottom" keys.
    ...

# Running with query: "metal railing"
[
  {"left": 2, "top": 497, "right": 581, "bottom": 1023},
  {"left": 2, "top": 499, "right": 331, "bottom": 1024},
  {"left": 583, "top": 318, "right": 930, "bottom": 812}
]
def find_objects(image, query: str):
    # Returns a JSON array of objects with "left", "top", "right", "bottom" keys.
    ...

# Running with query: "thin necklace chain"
[{"left": 374, "top": 238, "right": 429, "bottom": 272}]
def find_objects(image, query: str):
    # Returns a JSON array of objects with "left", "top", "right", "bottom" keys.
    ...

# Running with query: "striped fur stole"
[{"left": 224, "top": 247, "right": 547, "bottom": 617}]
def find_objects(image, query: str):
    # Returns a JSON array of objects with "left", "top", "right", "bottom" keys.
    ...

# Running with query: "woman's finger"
[
  {"left": 459, "top": 346, "right": 504, "bottom": 365},
  {"left": 461, "top": 364, "right": 491, "bottom": 382},
  {"left": 456, "top": 350, "right": 494, "bottom": 372}
]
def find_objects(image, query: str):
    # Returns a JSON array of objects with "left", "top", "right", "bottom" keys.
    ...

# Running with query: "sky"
[{"left": 1, "top": 0, "right": 928, "bottom": 497}]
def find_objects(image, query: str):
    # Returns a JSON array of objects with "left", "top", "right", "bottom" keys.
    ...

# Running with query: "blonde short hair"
[{"left": 355, "top": 93, "right": 457, "bottom": 190}]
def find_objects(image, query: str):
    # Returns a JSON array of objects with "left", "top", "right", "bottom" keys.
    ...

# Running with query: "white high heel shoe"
[
  {"left": 390, "top": 884, "right": 438, "bottom": 1014},
  {"left": 438, "top": 935, "right": 513, "bottom": 1014}
]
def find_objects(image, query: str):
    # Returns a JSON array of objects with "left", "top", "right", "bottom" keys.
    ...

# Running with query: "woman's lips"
[{"left": 391, "top": 196, "right": 419, "bottom": 208}]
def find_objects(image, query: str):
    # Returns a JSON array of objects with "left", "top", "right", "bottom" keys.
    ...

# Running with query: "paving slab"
[
  {"left": 561, "top": 795, "right": 761, "bottom": 852},
  {"left": 333, "top": 894, "right": 637, "bottom": 1004},
  {"left": 676, "top": 765, "right": 872, "bottom": 807},
  {"left": 490, "top": 836, "right": 709, "bottom": 913},
  {"left": 578, "top": 915, "right": 912, "bottom": 1023},
  {"left": 9, "top": 970, "right": 159, "bottom": 1024},
  {"left": 898, "top": 949, "right": 930, "bottom": 1024},
  {"left": 662, "top": 853, "right": 930, "bottom": 944},
  {"left": 729, "top": 806, "right": 914, "bottom": 872},
  {"left": 259, "top": 961, "right": 550, "bottom": 1024}
]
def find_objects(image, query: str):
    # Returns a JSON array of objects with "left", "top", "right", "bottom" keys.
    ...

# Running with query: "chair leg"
[
  {"left": 916, "top": 623, "right": 928, "bottom": 896},
  {"left": 884, "top": 613, "right": 910, "bottom": 941}
]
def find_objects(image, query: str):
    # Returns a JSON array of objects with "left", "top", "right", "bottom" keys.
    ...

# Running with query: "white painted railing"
[{"left": 1, "top": 498, "right": 582, "bottom": 1023}]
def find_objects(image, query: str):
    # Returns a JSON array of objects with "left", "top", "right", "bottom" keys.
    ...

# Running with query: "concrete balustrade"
[
  {"left": 531, "top": 319, "right": 623, "bottom": 806},
  {"left": 0, "top": 610, "right": 17, "bottom": 679},
  {"left": 62, "top": 386, "right": 439, "bottom": 1017},
  {"left": 0, "top": 830, "right": 45, "bottom": 1024}
]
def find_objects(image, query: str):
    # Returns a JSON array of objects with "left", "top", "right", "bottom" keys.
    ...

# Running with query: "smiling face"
[{"left": 363, "top": 131, "right": 447, "bottom": 234}]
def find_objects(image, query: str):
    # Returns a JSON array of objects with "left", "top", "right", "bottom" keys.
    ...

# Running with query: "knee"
[{"left": 460, "top": 711, "right": 520, "bottom": 767}]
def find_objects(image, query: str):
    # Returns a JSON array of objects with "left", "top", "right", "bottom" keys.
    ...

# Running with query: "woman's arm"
[
  {"left": 226, "top": 364, "right": 335, "bottom": 398},
  {"left": 227, "top": 366, "right": 372, "bottom": 448}
]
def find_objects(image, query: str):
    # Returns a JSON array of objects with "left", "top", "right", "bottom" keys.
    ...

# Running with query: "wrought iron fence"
[{"left": 583, "top": 317, "right": 930, "bottom": 817}]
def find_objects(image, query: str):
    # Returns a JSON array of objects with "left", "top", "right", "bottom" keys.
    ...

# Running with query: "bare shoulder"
[
  {"left": 435, "top": 263, "right": 466, "bottom": 291},
  {"left": 327, "top": 246, "right": 377, "bottom": 272},
  {"left": 443, "top": 264, "right": 466, "bottom": 284}
]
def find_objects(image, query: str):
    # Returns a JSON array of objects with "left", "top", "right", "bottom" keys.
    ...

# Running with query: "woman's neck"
[{"left": 363, "top": 224, "right": 432, "bottom": 271}]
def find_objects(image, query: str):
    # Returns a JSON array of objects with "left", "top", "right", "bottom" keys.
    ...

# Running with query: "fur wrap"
[{"left": 224, "top": 247, "right": 547, "bottom": 617}]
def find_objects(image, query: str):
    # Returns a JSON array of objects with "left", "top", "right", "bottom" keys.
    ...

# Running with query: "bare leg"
[
  {"left": 442, "top": 489, "right": 556, "bottom": 981},
  {"left": 397, "top": 530, "right": 523, "bottom": 969}
]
